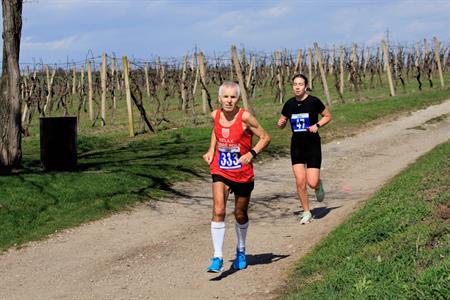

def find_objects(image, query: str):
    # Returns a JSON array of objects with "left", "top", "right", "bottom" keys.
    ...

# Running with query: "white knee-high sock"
[
  {"left": 235, "top": 221, "right": 249, "bottom": 252},
  {"left": 211, "top": 221, "right": 225, "bottom": 258}
]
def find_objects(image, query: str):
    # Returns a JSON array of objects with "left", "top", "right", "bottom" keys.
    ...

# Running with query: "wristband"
[
  {"left": 316, "top": 123, "right": 321, "bottom": 128},
  {"left": 250, "top": 149, "right": 257, "bottom": 158}
]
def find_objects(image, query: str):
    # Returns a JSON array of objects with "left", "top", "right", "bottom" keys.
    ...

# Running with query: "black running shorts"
[
  {"left": 212, "top": 174, "right": 254, "bottom": 197},
  {"left": 290, "top": 134, "right": 322, "bottom": 168}
]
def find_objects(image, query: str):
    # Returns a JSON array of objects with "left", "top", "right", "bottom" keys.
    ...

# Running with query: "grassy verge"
[
  {"left": 0, "top": 128, "right": 212, "bottom": 250},
  {"left": 280, "top": 141, "right": 450, "bottom": 299},
  {"left": 0, "top": 87, "right": 449, "bottom": 252}
]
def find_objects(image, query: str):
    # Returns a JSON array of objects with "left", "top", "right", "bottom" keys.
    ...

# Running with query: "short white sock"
[
  {"left": 211, "top": 221, "right": 225, "bottom": 258},
  {"left": 235, "top": 221, "right": 249, "bottom": 252}
]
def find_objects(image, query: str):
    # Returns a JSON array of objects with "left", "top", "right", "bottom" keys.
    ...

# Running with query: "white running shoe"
[{"left": 299, "top": 211, "right": 313, "bottom": 224}]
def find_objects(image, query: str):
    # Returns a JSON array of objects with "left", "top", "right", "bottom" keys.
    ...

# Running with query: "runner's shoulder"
[
  {"left": 307, "top": 95, "right": 323, "bottom": 104},
  {"left": 211, "top": 109, "right": 219, "bottom": 119}
]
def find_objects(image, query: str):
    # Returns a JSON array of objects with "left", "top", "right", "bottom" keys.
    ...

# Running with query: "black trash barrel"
[{"left": 40, "top": 116, "right": 77, "bottom": 171}]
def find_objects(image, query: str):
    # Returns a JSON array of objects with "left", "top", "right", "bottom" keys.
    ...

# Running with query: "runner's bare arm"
[
  {"left": 239, "top": 111, "right": 271, "bottom": 164},
  {"left": 308, "top": 107, "right": 331, "bottom": 133},
  {"left": 277, "top": 115, "right": 287, "bottom": 128},
  {"left": 203, "top": 111, "right": 217, "bottom": 164}
]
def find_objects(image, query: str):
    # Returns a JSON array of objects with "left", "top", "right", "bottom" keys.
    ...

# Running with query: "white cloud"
[
  {"left": 259, "top": 3, "right": 290, "bottom": 18},
  {"left": 386, "top": 0, "right": 450, "bottom": 17},
  {"left": 22, "top": 35, "right": 80, "bottom": 50},
  {"left": 193, "top": 2, "right": 293, "bottom": 40},
  {"left": 225, "top": 25, "right": 245, "bottom": 37}
]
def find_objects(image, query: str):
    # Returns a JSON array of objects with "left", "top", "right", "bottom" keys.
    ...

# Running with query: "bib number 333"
[{"left": 219, "top": 147, "right": 241, "bottom": 170}]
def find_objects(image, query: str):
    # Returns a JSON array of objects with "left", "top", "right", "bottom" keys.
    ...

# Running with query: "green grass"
[
  {"left": 0, "top": 75, "right": 449, "bottom": 251},
  {"left": 280, "top": 141, "right": 450, "bottom": 300},
  {"left": 0, "top": 128, "right": 212, "bottom": 250}
]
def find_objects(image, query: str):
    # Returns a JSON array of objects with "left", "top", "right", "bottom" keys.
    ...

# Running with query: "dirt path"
[{"left": 1, "top": 101, "right": 449, "bottom": 300}]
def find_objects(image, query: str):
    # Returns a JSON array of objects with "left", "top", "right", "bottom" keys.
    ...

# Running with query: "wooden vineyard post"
[
  {"left": 122, "top": 56, "right": 134, "bottom": 137},
  {"left": 314, "top": 43, "right": 332, "bottom": 106},
  {"left": 72, "top": 64, "right": 77, "bottom": 95},
  {"left": 284, "top": 49, "right": 290, "bottom": 80},
  {"left": 415, "top": 42, "right": 420, "bottom": 68},
  {"left": 394, "top": 47, "right": 399, "bottom": 80},
  {"left": 44, "top": 64, "right": 56, "bottom": 114},
  {"left": 111, "top": 56, "right": 117, "bottom": 109},
  {"left": 445, "top": 49, "right": 450, "bottom": 73},
  {"left": 339, "top": 46, "right": 344, "bottom": 96},
  {"left": 197, "top": 51, "right": 208, "bottom": 114},
  {"left": 433, "top": 37, "right": 445, "bottom": 88},
  {"left": 80, "top": 64, "right": 85, "bottom": 94},
  {"left": 101, "top": 52, "right": 107, "bottom": 126},
  {"left": 381, "top": 40, "right": 396, "bottom": 96},
  {"left": 112, "top": 56, "right": 121, "bottom": 93},
  {"left": 144, "top": 62, "right": 150, "bottom": 98},
  {"left": 363, "top": 47, "right": 370, "bottom": 75},
  {"left": 295, "top": 49, "right": 302, "bottom": 73},
  {"left": 275, "top": 50, "right": 283, "bottom": 103},
  {"left": 190, "top": 53, "right": 198, "bottom": 120},
  {"left": 330, "top": 45, "right": 335, "bottom": 75},
  {"left": 156, "top": 57, "right": 161, "bottom": 79},
  {"left": 424, "top": 38, "right": 429, "bottom": 63},
  {"left": 351, "top": 43, "right": 357, "bottom": 70},
  {"left": 378, "top": 46, "right": 383, "bottom": 72},
  {"left": 252, "top": 58, "right": 257, "bottom": 97},
  {"left": 21, "top": 68, "right": 31, "bottom": 124},
  {"left": 308, "top": 48, "right": 313, "bottom": 90},
  {"left": 44, "top": 64, "right": 50, "bottom": 113},
  {"left": 245, "top": 55, "right": 255, "bottom": 92},
  {"left": 231, "top": 45, "right": 254, "bottom": 115},
  {"left": 181, "top": 55, "right": 188, "bottom": 113},
  {"left": 229, "top": 56, "right": 234, "bottom": 81},
  {"left": 87, "top": 60, "right": 94, "bottom": 121},
  {"left": 192, "top": 52, "right": 199, "bottom": 98},
  {"left": 240, "top": 47, "right": 247, "bottom": 70}
]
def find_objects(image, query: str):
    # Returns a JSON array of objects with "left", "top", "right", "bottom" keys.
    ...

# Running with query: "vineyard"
[
  {"left": 1, "top": 32, "right": 449, "bottom": 298},
  {"left": 20, "top": 37, "right": 449, "bottom": 138}
]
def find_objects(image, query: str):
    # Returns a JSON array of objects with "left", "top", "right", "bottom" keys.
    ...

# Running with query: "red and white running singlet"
[{"left": 210, "top": 108, "right": 254, "bottom": 183}]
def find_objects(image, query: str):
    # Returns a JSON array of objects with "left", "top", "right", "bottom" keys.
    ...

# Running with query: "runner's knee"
[
  {"left": 295, "top": 179, "right": 307, "bottom": 191},
  {"left": 213, "top": 209, "right": 226, "bottom": 221},
  {"left": 234, "top": 209, "right": 248, "bottom": 224},
  {"left": 307, "top": 179, "right": 319, "bottom": 189}
]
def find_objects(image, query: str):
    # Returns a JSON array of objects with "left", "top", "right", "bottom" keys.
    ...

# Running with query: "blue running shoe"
[
  {"left": 232, "top": 249, "right": 247, "bottom": 270},
  {"left": 207, "top": 257, "right": 223, "bottom": 273}
]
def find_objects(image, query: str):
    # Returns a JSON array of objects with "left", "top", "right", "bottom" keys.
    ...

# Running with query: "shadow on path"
[
  {"left": 294, "top": 206, "right": 341, "bottom": 220},
  {"left": 209, "top": 253, "right": 289, "bottom": 281}
]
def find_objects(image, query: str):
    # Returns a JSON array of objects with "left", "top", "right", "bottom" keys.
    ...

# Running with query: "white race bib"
[
  {"left": 218, "top": 146, "right": 241, "bottom": 170},
  {"left": 291, "top": 113, "right": 310, "bottom": 132}
]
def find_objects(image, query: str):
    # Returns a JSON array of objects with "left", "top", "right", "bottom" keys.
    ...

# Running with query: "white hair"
[{"left": 218, "top": 81, "right": 240, "bottom": 98}]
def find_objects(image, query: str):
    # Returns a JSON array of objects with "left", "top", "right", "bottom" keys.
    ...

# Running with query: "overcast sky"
[{"left": 6, "top": 0, "right": 450, "bottom": 65}]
